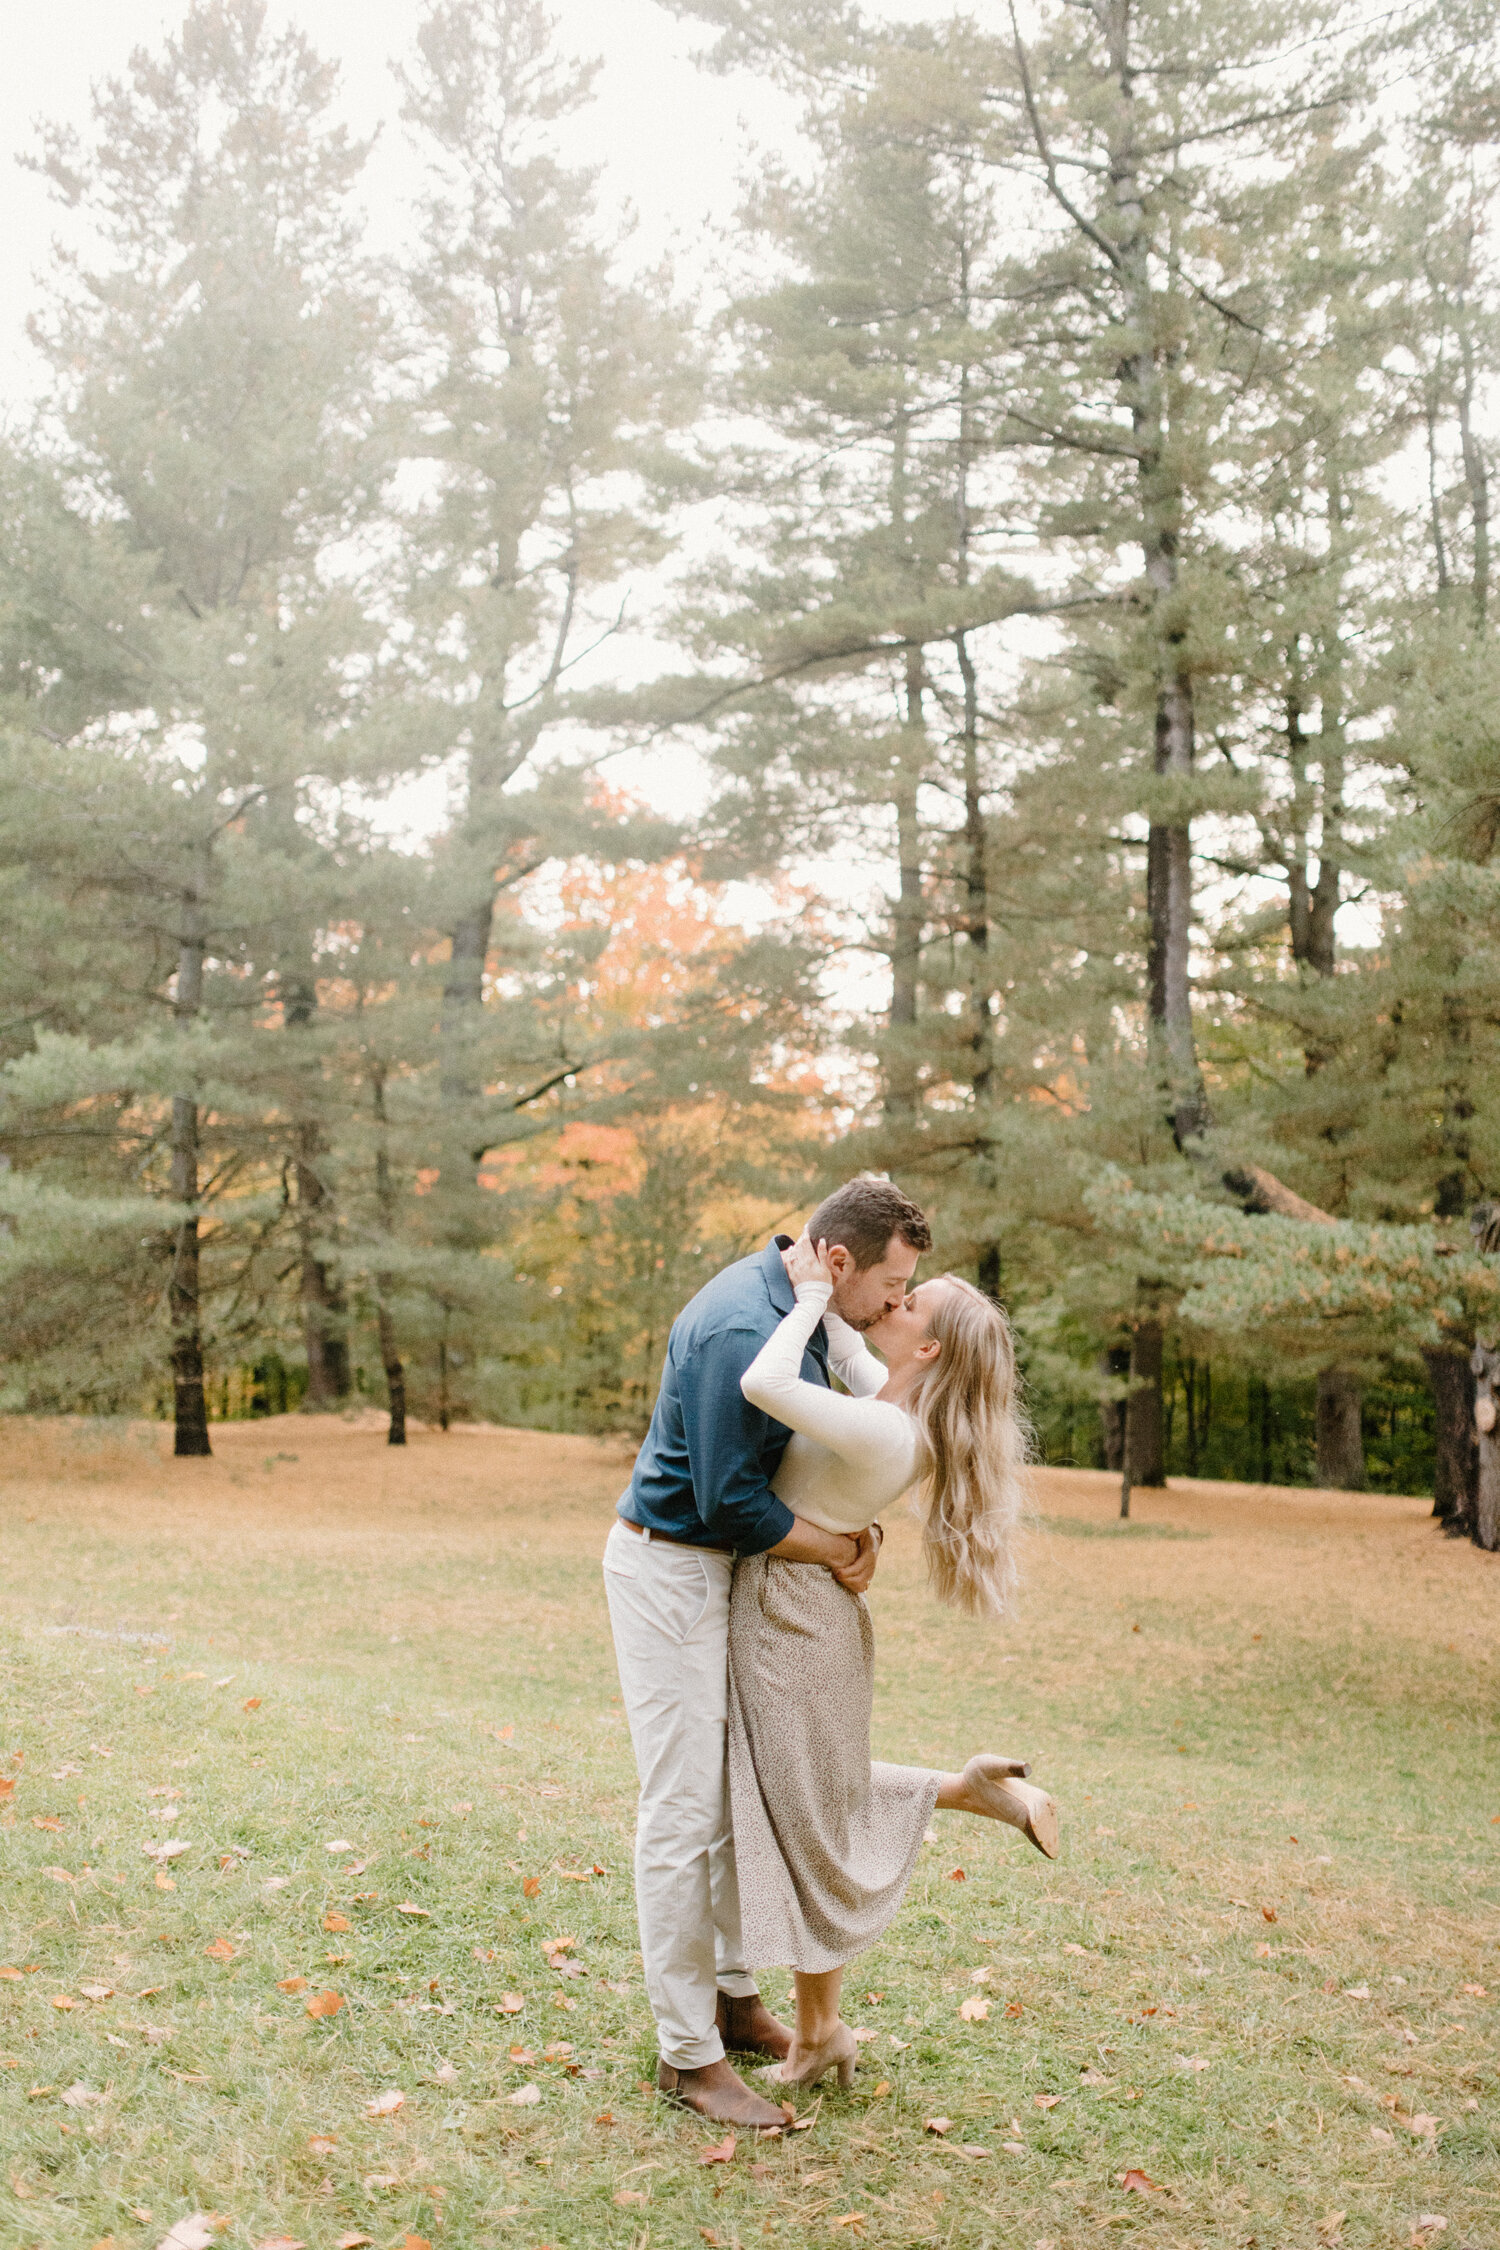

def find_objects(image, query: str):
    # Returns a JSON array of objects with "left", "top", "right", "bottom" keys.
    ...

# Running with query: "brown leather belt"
[{"left": 617, "top": 1516, "right": 734, "bottom": 1556}]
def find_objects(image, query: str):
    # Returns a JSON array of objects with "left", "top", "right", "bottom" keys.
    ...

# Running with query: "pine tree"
[
  {"left": 0, "top": 0, "right": 387, "bottom": 1451},
  {"left": 389, "top": 0, "right": 701, "bottom": 1415}
]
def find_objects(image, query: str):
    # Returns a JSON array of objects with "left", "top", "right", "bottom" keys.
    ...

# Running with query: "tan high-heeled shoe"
[
  {"left": 962, "top": 1753, "right": 1059, "bottom": 1859},
  {"left": 767, "top": 2020, "right": 859, "bottom": 2090}
]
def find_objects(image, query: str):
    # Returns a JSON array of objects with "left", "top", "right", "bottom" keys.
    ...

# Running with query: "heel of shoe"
[
  {"left": 1015, "top": 1782, "right": 1059, "bottom": 1860},
  {"left": 836, "top": 2048, "right": 857, "bottom": 2089}
]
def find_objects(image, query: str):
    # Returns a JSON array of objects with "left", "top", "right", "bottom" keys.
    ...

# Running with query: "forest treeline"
[{"left": 5, "top": 0, "right": 1500, "bottom": 1544}]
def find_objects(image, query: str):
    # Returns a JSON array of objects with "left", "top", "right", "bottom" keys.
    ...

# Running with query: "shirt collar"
[{"left": 762, "top": 1234, "right": 796, "bottom": 1316}]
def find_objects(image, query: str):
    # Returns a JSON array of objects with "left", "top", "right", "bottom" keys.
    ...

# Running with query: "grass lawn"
[{"left": 1, "top": 1413, "right": 1497, "bottom": 2250}]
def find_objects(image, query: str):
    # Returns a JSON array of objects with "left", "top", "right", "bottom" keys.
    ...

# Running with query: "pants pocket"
[
  {"left": 655, "top": 1553, "right": 713, "bottom": 1645},
  {"left": 603, "top": 1522, "right": 639, "bottom": 1579}
]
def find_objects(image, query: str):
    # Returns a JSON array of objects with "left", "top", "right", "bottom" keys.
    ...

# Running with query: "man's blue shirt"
[{"left": 617, "top": 1236, "right": 828, "bottom": 1554}]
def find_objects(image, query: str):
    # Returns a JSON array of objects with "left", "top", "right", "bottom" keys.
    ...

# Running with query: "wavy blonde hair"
[{"left": 904, "top": 1275, "right": 1029, "bottom": 1620}]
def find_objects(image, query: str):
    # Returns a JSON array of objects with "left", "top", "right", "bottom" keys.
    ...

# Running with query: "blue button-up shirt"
[{"left": 617, "top": 1236, "right": 828, "bottom": 1554}]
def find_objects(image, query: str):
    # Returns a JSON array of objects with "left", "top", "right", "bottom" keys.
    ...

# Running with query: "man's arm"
[
  {"left": 677, "top": 1324, "right": 863, "bottom": 1569},
  {"left": 767, "top": 1517, "right": 860, "bottom": 1571},
  {"left": 828, "top": 1521, "right": 881, "bottom": 1594},
  {"left": 676, "top": 1326, "right": 800, "bottom": 1555}
]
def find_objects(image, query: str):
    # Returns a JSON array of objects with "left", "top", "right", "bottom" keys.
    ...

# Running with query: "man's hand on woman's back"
[{"left": 831, "top": 1522, "right": 881, "bottom": 1596}]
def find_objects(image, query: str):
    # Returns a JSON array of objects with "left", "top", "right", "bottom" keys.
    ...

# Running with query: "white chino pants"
[{"left": 602, "top": 1518, "right": 757, "bottom": 2068}]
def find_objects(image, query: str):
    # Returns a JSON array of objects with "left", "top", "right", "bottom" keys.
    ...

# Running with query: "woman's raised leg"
[{"left": 934, "top": 1755, "right": 1059, "bottom": 1858}]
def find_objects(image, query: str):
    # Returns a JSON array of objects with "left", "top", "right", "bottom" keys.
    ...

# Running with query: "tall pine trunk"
[
  {"left": 285, "top": 970, "right": 349, "bottom": 1410},
  {"left": 169, "top": 882, "right": 211, "bottom": 1457},
  {"left": 295, "top": 1122, "right": 349, "bottom": 1409},
  {"left": 372, "top": 1065, "right": 406, "bottom": 1447},
  {"left": 433, "top": 895, "right": 497, "bottom": 1428},
  {"left": 954, "top": 255, "right": 1001, "bottom": 1295},
  {"left": 1099, "top": 1342, "right": 1131, "bottom": 1470},
  {"left": 1113, "top": 55, "right": 1201, "bottom": 1451},
  {"left": 1126, "top": 1311, "right": 1166, "bottom": 1487},
  {"left": 887, "top": 665, "right": 925, "bottom": 1122},
  {"left": 883, "top": 387, "right": 925, "bottom": 1127},
  {"left": 1108, "top": 43, "right": 1209, "bottom": 1151}
]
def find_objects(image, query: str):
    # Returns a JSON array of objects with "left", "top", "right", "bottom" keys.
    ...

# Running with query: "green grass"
[{"left": 1, "top": 1416, "right": 1497, "bottom": 2250}]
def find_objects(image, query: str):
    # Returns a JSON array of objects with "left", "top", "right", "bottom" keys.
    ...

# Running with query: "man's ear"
[{"left": 825, "top": 1242, "right": 853, "bottom": 1280}]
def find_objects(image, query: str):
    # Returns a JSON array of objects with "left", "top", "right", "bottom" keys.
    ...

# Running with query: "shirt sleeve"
[
  {"left": 741, "top": 1284, "right": 917, "bottom": 1479},
  {"left": 676, "top": 1324, "right": 797, "bottom": 1555},
  {"left": 822, "top": 1305, "right": 888, "bottom": 1399}
]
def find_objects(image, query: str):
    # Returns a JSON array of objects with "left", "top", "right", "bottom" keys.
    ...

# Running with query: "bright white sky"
[
  {"left": 0, "top": 0, "right": 863, "bottom": 406},
  {"left": 0, "top": 9, "right": 791, "bottom": 827},
  {"left": 0, "top": 0, "right": 925, "bottom": 1004},
  {"left": 0, "top": 1, "right": 1370, "bottom": 995}
]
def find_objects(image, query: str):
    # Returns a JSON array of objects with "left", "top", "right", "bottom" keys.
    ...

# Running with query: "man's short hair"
[{"left": 806, "top": 1176, "right": 932, "bottom": 1270}]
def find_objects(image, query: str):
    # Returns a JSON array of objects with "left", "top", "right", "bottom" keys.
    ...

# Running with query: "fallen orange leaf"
[
  {"left": 334, "top": 2236, "right": 372, "bottom": 2249},
  {"left": 304, "top": 1991, "right": 343, "bottom": 2020},
  {"left": 698, "top": 2133, "right": 736, "bottom": 2165},
  {"left": 522, "top": 1877, "right": 541, "bottom": 1899},
  {"left": 203, "top": 1940, "right": 235, "bottom": 1962},
  {"left": 958, "top": 1997, "right": 989, "bottom": 2022},
  {"left": 924, "top": 2117, "right": 952, "bottom": 2136},
  {"left": 947, "top": 1867, "right": 967, "bottom": 1881},
  {"left": 307, "top": 2135, "right": 337, "bottom": 2155},
  {"left": 243, "top": 1698, "right": 262, "bottom": 1712},
  {"left": 1120, "top": 2169, "right": 1163, "bottom": 2194},
  {"left": 498, "top": 1993, "right": 525, "bottom": 2014},
  {"left": 367, "top": 2089, "right": 404, "bottom": 2117},
  {"left": 277, "top": 1977, "right": 307, "bottom": 1995},
  {"left": 322, "top": 1914, "right": 350, "bottom": 1934},
  {"left": 872, "top": 2079, "right": 890, "bottom": 2096},
  {"left": 1261, "top": 1906, "right": 1278, "bottom": 1923}
]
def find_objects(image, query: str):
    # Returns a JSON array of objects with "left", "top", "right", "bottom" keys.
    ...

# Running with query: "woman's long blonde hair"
[{"left": 905, "top": 1275, "right": 1029, "bottom": 1620}]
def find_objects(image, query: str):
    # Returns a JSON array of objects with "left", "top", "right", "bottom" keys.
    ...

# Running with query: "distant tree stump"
[
  {"left": 1315, "top": 1366, "right": 1365, "bottom": 1491},
  {"left": 1469, "top": 1340, "right": 1500, "bottom": 1551}
]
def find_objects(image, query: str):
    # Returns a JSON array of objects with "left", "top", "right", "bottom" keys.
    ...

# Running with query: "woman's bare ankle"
[{"left": 793, "top": 2017, "right": 842, "bottom": 2052}]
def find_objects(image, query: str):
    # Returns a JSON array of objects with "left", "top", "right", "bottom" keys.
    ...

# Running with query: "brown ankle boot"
[
  {"left": 716, "top": 1989, "right": 793, "bottom": 2060},
  {"left": 656, "top": 2056, "right": 791, "bottom": 2129}
]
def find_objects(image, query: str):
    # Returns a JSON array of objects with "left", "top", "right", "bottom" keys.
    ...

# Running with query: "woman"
[{"left": 727, "top": 1236, "right": 1055, "bottom": 2092}]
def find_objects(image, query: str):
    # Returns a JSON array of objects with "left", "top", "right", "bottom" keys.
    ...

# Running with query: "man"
[{"left": 603, "top": 1176, "right": 933, "bottom": 2127}]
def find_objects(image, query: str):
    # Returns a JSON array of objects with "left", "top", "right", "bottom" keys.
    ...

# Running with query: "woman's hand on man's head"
[{"left": 784, "top": 1231, "right": 836, "bottom": 1292}]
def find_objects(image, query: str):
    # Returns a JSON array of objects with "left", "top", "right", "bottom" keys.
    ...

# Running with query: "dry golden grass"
[{"left": 1, "top": 1415, "right": 1497, "bottom": 2250}]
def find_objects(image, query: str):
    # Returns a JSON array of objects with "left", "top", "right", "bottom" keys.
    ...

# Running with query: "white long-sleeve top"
[{"left": 740, "top": 1279, "right": 924, "bottom": 1535}]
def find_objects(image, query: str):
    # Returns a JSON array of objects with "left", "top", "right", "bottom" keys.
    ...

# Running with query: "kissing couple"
[{"left": 602, "top": 1175, "right": 1058, "bottom": 2128}]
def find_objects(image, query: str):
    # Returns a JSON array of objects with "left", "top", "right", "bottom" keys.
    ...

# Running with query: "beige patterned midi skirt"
[{"left": 727, "top": 1553, "right": 941, "bottom": 1973}]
